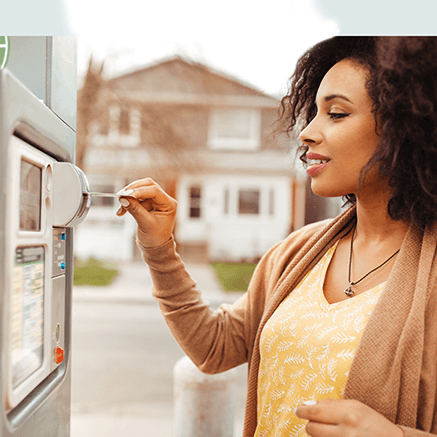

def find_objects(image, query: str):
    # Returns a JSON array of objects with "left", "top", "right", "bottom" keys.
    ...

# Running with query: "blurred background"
[
  {"left": 70, "top": 0, "right": 342, "bottom": 265},
  {"left": 2, "top": 1, "right": 435, "bottom": 435},
  {"left": 66, "top": 4, "right": 341, "bottom": 435}
]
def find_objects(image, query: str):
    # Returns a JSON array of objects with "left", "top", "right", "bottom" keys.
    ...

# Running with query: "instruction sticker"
[{"left": 11, "top": 246, "right": 44, "bottom": 389}]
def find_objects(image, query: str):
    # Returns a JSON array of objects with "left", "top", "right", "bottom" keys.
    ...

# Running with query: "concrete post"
[{"left": 173, "top": 355, "right": 237, "bottom": 437}]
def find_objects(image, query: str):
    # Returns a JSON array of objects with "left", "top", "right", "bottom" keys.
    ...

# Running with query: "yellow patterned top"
[{"left": 255, "top": 241, "right": 385, "bottom": 437}]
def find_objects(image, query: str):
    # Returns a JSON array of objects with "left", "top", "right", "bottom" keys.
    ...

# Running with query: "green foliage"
[
  {"left": 211, "top": 262, "right": 258, "bottom": 292},
  {"left": 73, "top": 257, "right": 119, "bottom": 287}
]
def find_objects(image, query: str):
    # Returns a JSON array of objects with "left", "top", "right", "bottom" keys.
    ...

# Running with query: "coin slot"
[
  {"left": 46, "top": 164, "right": 52, "bottom": 191},
  {"left": 55, "top": 323, "right": 61, "bottom": 343}
]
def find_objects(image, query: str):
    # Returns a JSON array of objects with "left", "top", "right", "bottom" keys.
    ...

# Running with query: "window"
[
  {"left": 238, "top": 189, "right": 260, "bottom": 215},
  {"left": 101, "top": 105, "right": 141, "bottom": 148},
  {"left": 208, "top": 108, "right": 261, "bottom": 150},
  {"left": 189, "top": 186, "right": 202, "bottom": 218},
  {"left": 269, "top": 189, "right": 275, "bottom": 216},
  {"left": 119, "top": 108, "right": 130, "bottom": 134},
  {"left": 223, "top": 188, "right": 230, "bottom": 215},
  {"left": 109, "top": 106, "right": 120, "bottom": 134},
  {"left": 216, "top": 110, "right": 251, "bottom": 139}
]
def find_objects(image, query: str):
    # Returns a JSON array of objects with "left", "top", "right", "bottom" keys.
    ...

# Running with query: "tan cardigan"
[{"left": 139, "top": 206, "right": 437, "bottom": 437}]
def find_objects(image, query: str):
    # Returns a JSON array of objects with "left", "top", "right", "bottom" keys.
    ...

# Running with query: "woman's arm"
[
  {"left": 138, "top": 235, "right": 250, "bottom": 373},
  {"left": 116, "top": 178, "right": 330, "bottom": 374},
  {"left": 116, "top": 178, "right": 273, "bottom": 373}
]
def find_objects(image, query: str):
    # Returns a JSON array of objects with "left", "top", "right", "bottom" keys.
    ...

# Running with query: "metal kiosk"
[{"left": 0, "top": 36, "right": 79, "bottom": 436}]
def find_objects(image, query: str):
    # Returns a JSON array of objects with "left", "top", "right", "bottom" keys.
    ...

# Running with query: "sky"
[
  {"left": 1, "top": 0, "right": 437, "bottom": 97},
  {"left": 66, "top": 0, "right": 338, "bottom": 96}
]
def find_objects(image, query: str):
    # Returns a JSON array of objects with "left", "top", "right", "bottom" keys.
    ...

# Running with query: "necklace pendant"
[{"left": 344, "top": 285, "right": 354, "bottom": 297}]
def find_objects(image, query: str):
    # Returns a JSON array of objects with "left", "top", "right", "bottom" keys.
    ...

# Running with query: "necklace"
[{"left": 344, "top": 225, "right": 400, "bottom": 297}]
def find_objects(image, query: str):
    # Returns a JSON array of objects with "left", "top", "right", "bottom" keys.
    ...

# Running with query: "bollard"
[{"left": 173, "top": 355, "right": 237, "bottom": 437}]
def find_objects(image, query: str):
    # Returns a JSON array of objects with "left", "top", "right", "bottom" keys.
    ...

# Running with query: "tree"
[
  {"left": 76, "top": 55, "right": 204, "bottom": 177},
  {"left": 75, "top": 56, "right": 105, "bottom": 169}
]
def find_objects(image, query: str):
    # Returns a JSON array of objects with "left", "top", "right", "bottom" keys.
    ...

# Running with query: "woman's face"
[{"left": 299, "top": 58, "right": 384, "bottom": 199}]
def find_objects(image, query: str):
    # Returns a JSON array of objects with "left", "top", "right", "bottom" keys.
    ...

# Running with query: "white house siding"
[
  {"left": 74, "top": 207, "right": 137, "bottom": 262},
  {"left": 74, "top": 58, "right": 297, "bottom": 263},
  {"left": 74, "top": 173, "right": 138, "bottom": 262},
  {"left": 176, "top": 174, "right": 292, "bottom": 261}
]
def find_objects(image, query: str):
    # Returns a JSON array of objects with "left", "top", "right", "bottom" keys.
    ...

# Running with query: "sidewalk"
[
  {"left": 73, "top": 259, "right": 244, "bottom": 307},
  {"left": 71, "top": 260, "right": 246, "bottom": 437}
]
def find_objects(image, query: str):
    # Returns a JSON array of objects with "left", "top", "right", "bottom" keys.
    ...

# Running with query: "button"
[
  {"left": 60, "top": 262, "right": 66, "bottom": 270},
  {"left": 55, "top": 346, "right": 64, "bottom": 364},
  {"left": 61, "top": 233, "right": 66, "bottom": 241}
]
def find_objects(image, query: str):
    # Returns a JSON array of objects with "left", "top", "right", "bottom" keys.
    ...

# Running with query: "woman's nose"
[{"left": 299, "top": 119, "right": 321, "bottom": 145}]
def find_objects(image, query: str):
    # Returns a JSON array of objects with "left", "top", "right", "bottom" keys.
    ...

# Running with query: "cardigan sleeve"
[
  {"left": 137, "top": 219, "right": 335, "bottom": 376},
  {"left": 399, "top": 426, "right": 437, "bottom": 436},
  {"left": 137, "top": 235, "right": 279, "bottom": 374}
]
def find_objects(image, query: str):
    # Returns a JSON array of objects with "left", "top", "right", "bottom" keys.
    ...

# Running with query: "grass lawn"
[
  {"left": 73, "top": 257, "right": 119, "bottom": 287},
  {"left": 211, "top": 262, "right": 258, "bottom": 292}
]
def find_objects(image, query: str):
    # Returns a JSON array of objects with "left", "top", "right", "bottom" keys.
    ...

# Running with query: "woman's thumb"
[{"left": 119, "top": 197, "right": 147, "bottom": 223}]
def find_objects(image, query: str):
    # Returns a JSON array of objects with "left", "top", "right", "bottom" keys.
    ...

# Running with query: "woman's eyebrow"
[{"left": 324, "top": 93, "right": 353, "bottom": 104}]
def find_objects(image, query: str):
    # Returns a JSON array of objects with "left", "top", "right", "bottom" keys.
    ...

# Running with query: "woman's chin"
[{"left": 310, "top": 182, "right": 349, "bottom": 199}]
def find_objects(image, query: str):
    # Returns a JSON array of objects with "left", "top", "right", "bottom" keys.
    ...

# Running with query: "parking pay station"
[{"left": 0, "top": 37, "right": 88, "bottom": 436}]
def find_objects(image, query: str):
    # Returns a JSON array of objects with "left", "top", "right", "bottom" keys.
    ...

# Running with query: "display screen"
[
  {"left": 11, "top": 246, "right": 44, "bottom": 389},
  {"left": 19, "top": 160, "right": 42, "bottom": 231}
]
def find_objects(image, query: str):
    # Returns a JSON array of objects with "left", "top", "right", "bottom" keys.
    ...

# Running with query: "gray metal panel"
[
  {"left": 0, "top": 70, "right": 74, "bottom": 437},
  {"left": 50, "top": 37, "right": 77, "bottom": 131},
  {"left": 0, "top": 69, "right": 75, "bottom": 162},
  {"left": 6, "top": 37, "right": 78, "bottom": 131},
  {"left": 6, "top": 37, "right": 48, "bottom": 103},
  {"left": 51, "top": 275, "right": 66, "bottom": 373}
]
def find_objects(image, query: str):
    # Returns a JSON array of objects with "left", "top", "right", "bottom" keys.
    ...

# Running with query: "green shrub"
[
  {"left": 73, "top": 257, "right": 119, "bottom": 287},
  {"left": 211, "top": 262, "right": 257, "bottom": 292}
]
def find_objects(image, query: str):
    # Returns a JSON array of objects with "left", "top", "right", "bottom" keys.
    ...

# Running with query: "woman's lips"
[
  {"left": 305, "top": 152, "right": 330, "bottom": 176},
  {"left": 306, "top": 152, "right": 330, "bottom": 160},
  {"left": 306, "top": 161, "right": 330, "bottom": 176}
]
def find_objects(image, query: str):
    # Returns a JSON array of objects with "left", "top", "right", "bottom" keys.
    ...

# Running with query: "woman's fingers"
[
  {"left": 132, "top": 185, "right": 174, "bottom": 207},
  {"left": 294, "top": 399, "right": 404, "bottom": 437},
  {"left": 115, "top": 178, "right": 177, "bottom": 248},
  {"left": 141, "top": 198, "right": 155, "bottom": 212},
  {"left": 119, "top": 180, "right": 176, "bottom": 210},
  {"left": 118, "top": 177, "right": 159, "bottom": 194},
  {"left": 116, "top": 205, "right": 127, "bottom": 216},
  {"left": 295, "top": 399, "right": 342, "bottom": 424},
  {"left": 119, "top": 197, "right": 151, "bottom": 223}
]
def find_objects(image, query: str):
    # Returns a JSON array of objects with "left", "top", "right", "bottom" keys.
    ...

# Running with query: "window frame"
[
  {"left": 207, "top": 107, "right": 261, "bottom": 151},
  {"left": 188, "top": 185, "right": 202, "bottom": 219},
  {"left": 237, "top": 188, "right": 260, "bottom": 215}
]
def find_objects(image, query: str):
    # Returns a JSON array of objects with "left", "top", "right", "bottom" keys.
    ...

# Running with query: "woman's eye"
[{"left": 328, "top": 112, "right": 350, "bottom": 120}]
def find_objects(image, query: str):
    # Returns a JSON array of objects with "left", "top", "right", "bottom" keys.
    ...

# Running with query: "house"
[{"left": 75, "top": 56, "right": 330, "bottom": 263}]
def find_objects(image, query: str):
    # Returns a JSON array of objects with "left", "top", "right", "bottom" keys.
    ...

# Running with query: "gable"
[{"left": 108, "top": 57, "right": 274, "bottom": 99}]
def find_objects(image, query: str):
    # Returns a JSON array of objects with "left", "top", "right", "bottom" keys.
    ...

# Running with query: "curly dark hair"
[{"left": 280, "top": 36, "right": 437, "bottom": 230}]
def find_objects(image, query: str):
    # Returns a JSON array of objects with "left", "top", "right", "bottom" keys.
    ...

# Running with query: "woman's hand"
[
  {"left": 295, "top": 399, "right": 404, "bottom": 437},
  {"left": 115, "top": 178, "right": 177, "bottom": 248}
]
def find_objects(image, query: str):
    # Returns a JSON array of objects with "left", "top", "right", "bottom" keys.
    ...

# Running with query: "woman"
[{"left": 116, "top": 37, "right": 437, "bottom": 436}]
